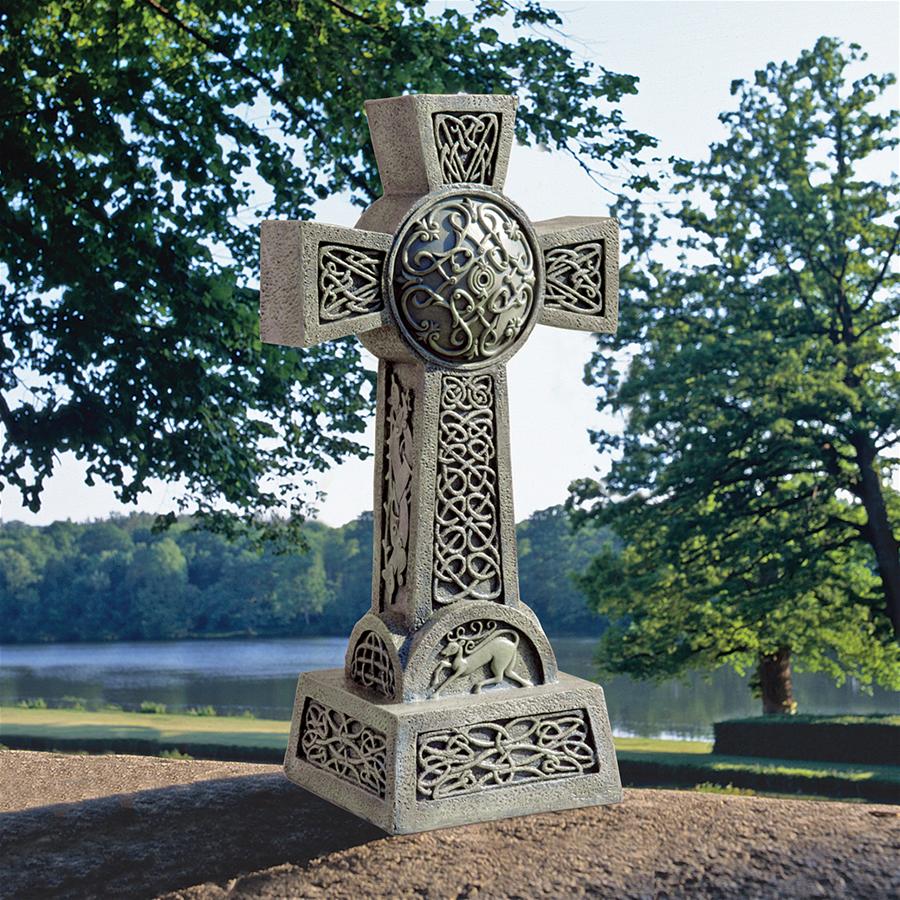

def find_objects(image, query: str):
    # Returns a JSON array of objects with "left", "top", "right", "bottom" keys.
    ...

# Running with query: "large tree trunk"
[
  {"left": 852, "top": 434, "right": 900, "bottom": 636},
  {"left": 757, "top": 647, "right": 795, "bottom": 715}
]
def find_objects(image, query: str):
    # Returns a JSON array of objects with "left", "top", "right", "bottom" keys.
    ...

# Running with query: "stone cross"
[{"left": 261, "top": 94, "right": 621, "bottom": 834}]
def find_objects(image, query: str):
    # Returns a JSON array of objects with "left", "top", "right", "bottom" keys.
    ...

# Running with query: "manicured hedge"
[
  {"left": 617, "top": 753, "right": 900, "bottom": 804},
  {"left": 713, "top": 715, "right": 900, "bottom": 766}
]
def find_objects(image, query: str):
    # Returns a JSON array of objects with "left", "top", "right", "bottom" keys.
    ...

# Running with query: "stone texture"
[
  {"left": 2, "top": 752, "right": 898, "bottom": 900},
  {"left": 283, "top": 670, "right": 620, "bottom": 833},
  {"left": 259, "top": 94, "right": 623, "bottom": 834},
  {"left": 365, "top": 93, "right": 518, "bottom": 194}
]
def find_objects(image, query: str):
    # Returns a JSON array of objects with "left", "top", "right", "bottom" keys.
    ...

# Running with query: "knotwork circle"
[{"left": 387, "top": 188, "right": 543, "bottom": 369}]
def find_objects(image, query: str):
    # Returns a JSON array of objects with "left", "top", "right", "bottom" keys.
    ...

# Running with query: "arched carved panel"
[
  {"left": 349, "top": 629, "right": 397, "bottom": 700},
  {"left": 429, "top": 620, "right": 534, "bottom": 697},
  {"left": 402, "top": 601, "right": 558, "bottom": 702}
]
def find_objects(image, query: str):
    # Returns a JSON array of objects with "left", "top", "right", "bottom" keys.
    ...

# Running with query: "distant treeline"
[{"left": 0, "top": 506, "right": 611, "bottom": 643}]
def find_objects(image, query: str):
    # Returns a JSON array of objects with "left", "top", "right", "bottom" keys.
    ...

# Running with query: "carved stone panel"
[
  {"left": 433, "top": 373, "right": 502, "bottom": 606},
  {"left": 388, "top": 189, "right": 542, "bottom": 369},
  {"left": 433, "top": 112, "right": 501, "bottom": 184},
  {"left": 543, "top": 241, "right": 605, "bottom": 316},
  {"left": 379, "top": 365, "right": 415, "bottom": 611},
  {"left": 430, "top": 620, "right": 535, "bottom": 698},
  {"left": 416, "top": 708, "right": 599, "bottom": 800},
  {"left": 318, "top": 244, "right": 386, "bottom": 323},
  {"left": 297, "top": 699, "right": 387, "bottom": 798},
  {"left": 349, "top": 630, "right": 397, "bottom": 699}
]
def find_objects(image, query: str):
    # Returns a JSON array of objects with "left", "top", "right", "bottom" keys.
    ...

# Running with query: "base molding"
[{"left": 284, "top": 669, "right": 622, "bottom": 834}]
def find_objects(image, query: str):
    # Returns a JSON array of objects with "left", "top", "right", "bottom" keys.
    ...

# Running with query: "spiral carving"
[
  {"left": 433, "top": 374, "right": 502, "bottom": 605},
  {"left": 391, "top": 194, "right": 536, "bottom": 366}
]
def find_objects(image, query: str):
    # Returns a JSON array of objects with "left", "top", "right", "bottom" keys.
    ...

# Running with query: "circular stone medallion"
[{"left": 387, "top": 189, "right": 543, "bottom": 369}]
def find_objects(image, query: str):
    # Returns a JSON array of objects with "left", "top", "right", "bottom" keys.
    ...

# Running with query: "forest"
[{"left": 0, "top": 505, "right": 610, "bottom": 643}]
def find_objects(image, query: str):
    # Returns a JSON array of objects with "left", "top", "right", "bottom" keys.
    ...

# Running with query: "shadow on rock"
[{"left": 0, "top": 773, "right": 384, "bottom": 899}]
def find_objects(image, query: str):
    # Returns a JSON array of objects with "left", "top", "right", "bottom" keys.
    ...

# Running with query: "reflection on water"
[{"left": 1, "top": 637, "right": 897, "bottom": 740}]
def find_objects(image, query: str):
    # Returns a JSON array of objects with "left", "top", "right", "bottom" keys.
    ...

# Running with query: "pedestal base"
[{"left": 284, "top": 669, "right": 622, "bottom": 834}]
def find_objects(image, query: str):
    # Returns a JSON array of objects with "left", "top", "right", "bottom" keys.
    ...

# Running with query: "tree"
[
  {"left": 0, "top": 0, "right": 653, "bottom": 542},
  {"left": 516, "top": 505, "right": 611, "bottom": 635},
  {"left": 572, "top": 38, "right": 900, "bottom": 713}
]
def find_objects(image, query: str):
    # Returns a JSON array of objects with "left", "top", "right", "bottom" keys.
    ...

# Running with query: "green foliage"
[
  {"left": 572, "top": 38, "right": 900, "bottom": 695},
  {"left": 693, "top": 783, "right": 756, "bottom": 796},
  {"left": 139, "top": 701, "right": 168, "bottom": 714},
  {"left": 158, "top": 748, "right": 193, "bottom": 760},
  {"left": 16, "top": 697, "right": 47, "bottom": 709},
  {"left": 0, "top": 504, "right": 606, "bottom": 641},
  {"left": 517, "top": 505, "right": 612, "bottom": 635},
  {"left": 0, "top": 0, "right": 652, "bottom": 544},
  {"left": 186, "top": 706, "right": 218, "bottom": 717}
]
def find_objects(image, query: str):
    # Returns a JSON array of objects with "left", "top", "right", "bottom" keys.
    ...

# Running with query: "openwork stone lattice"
[
  {"left": 544, "top": 242, "right": 605, "bottom": 315},
  {"left": 433, "top": 112, "right": 501, "bottom": 184},
  {"left": 350, "top": 630, "right": 396, "bottom": 699},
  {"left": 318, "top": 244, "right": 385, "bottom": 323},
  {"left": 416, "top": 709, "right": 598, "bottom": 800},
  {"left": 379, "top": 366, "right": 414, "bottom": 610},
  {"left": 390, "top": 193, "right": 537, "bottom": 367},
  {"left": 431, "top": 619, "right": 531, "bottom": 696},
  {"left": 298, "top": 699, "right": 387, "bottom": 797},
  {"left": 433, "top": 374, "right": 502, "bottom": 605}
]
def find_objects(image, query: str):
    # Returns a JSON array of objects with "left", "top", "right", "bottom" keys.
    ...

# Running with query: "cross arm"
[
  {"left": 534, "top": 217, "right": 619, "bottom": 334},
  {"left": 260, "top": 221, "right": 393, "bottom": 349}
]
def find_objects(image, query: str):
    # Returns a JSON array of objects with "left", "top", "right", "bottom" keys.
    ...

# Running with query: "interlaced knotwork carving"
[
  {"left": 380, "top": 367, "right": 414, "bottom": 610},
  {"left": 544, "top": 242, "right": 605, "bottom": 315},
  {"left": 298, "top": 699, "right": 387, "bottom": 797},
  {"left": 430, "top": 620, "right": 531, "bottom": 695},
  {"left": 318, "top": 244, "right": 385, "bottom": 323},
  {"left": 392, "top": 195, "right": 536, "bottom": 365},
  {"left": 433, "top": 112, "right": 501, "bottom": 184},
  {"left": 433, "top": 374, "right": 502, "bottom": 605},
  {"left": 350, "top": 630, "right": 396, "bottom": 698},
  {"left": 417, "top": 709, "right": 598, "bottom": 800}
]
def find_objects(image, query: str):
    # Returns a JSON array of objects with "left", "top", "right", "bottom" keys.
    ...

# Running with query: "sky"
[{"left": 2, "top": 1, "right": 898, "bottom": 527}]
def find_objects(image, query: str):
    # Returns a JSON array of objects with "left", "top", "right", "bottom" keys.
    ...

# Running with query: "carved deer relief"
[{"left": 431, "top": 625, "right": 533, "bottom": 695}]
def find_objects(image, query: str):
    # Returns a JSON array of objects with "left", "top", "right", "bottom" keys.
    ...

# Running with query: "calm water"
[{"left": 1, "top": 637, "right": 896, "bottom": 740}]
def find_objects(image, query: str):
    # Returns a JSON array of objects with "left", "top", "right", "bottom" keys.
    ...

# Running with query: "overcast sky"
[{"left": 2, "top": 1, "right": 897, "bottom": 527}]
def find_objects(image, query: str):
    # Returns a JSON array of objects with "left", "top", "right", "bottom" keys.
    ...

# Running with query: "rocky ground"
[{"left": 1, "top": 750, "right": 898, "bottom": 899}]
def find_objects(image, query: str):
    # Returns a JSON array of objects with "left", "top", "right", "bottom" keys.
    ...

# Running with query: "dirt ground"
[{"left": 1, "top": 750, "right": 898, "bottom": 899}]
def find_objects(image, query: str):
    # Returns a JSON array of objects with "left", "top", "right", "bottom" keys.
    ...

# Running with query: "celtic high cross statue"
[{"left": 261, "top": 94, "right": 622, "bottom": 833}]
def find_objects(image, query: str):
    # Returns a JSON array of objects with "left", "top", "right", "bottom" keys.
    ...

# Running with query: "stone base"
[{"left": 284, "top": 669, "right": 622, "bottom": 834}]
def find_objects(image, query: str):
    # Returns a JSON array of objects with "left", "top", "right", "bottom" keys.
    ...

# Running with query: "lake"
[{"left": 1, "top": 637, "right": 896, "bottom": 740}]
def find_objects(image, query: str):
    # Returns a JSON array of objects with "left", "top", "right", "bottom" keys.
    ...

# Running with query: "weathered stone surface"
[
  {"left": 259, "top": 94, "right": 622, "bottom": 833},
  {"left": 2, "top": 752, "right": 897, "bottom": 900},
  {"left": 284, "top": 670, "right": 620, "bottom": 833}
]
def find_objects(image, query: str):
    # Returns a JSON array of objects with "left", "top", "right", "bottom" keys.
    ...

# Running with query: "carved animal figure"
[{"left": 431, "top": 629, "right": 532, "bottom": 695}]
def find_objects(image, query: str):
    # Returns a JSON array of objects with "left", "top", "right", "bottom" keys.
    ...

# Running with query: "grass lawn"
[
  {"left": 1, "top": 706, "right": 290, "bottom": 750},
  {"left": 0, "top": 706, "right": 710, "bottom": 755}
]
